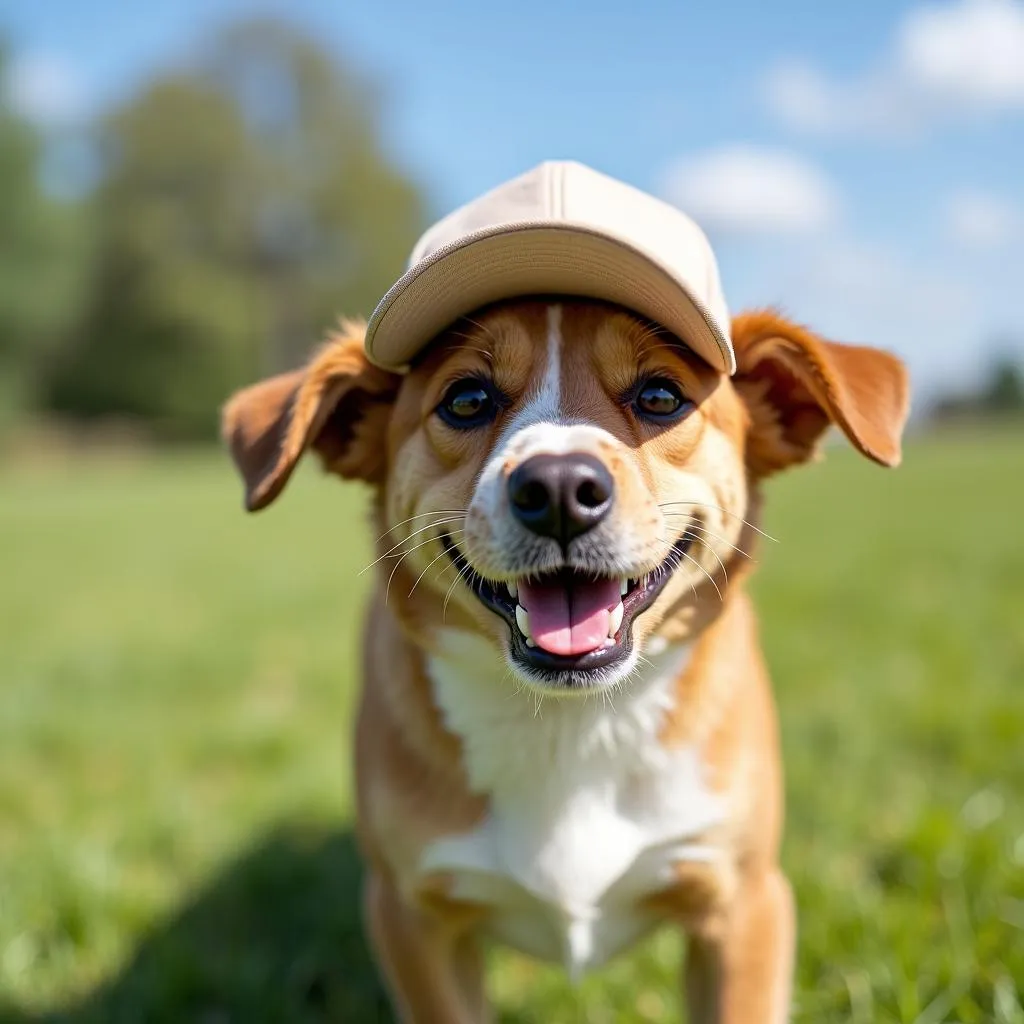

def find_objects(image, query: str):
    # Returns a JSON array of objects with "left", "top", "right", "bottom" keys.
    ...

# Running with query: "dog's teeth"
[
  {"left": 620, "top": 579, "right": 628, "bottom": 596},
  {"left": 608, "top": 601, "right": 624, "bottom": 638},
  {"left": 507, "top": 581, "right": 518, "bottom": 600},
  {"left": 526, "top": 637, "right": 536, "bottom": 647},
  {"left": 602, "top": 638, "right": 615, "bottom": 649},
  {"left": 515, "top": 604, "right": 531, "bottom": 639}
]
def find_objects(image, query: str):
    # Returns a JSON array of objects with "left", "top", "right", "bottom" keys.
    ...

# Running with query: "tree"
[
  {"left": 928, "top": 349, "right": 1024, "bottom": 423},
  {"left": 981, "top": 357, "right": 1024, "bottom": 413},
  {"left": 45, "top": 20, "right": 425, "bottom": 439},
  {"left": 0, "top": 48, "right": 89, "bottom": 430}
]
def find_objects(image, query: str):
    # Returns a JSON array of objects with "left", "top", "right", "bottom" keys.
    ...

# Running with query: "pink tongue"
[{"left": 517, "top": 576, "right": 622, "bottom": 656}]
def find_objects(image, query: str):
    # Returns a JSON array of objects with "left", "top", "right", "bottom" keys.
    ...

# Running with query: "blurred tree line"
[
  {"left": 928, "top": 355, "right": 1024, "bottom": 425},
  {"left": 0, "top": 20, "right": 424, "bottom": 440}
]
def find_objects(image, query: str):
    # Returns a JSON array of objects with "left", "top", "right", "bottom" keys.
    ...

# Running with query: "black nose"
[{"left": 508, "top": 453, "right": 614, "bottom": 548}]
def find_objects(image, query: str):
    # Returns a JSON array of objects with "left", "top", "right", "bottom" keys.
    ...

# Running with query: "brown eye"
[
  {"left": 438, "top": 378, "right": 497, "bottom": 428},
  {"left": 635, "top": 379, "right": 692, "bottom": 421}
]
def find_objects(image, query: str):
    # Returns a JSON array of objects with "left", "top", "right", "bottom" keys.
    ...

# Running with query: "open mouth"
[{"left": 439, "top": 528, "right": 697, "bottom": 683}]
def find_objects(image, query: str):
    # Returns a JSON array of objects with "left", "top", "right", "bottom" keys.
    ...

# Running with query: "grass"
[{"left": 0, "top": 430, "right": 1022, "bottom": 1023}]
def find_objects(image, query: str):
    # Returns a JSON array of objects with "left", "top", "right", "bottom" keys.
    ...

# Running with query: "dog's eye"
[
  {"left": 634, "top": 379, "right": 693, "bottom": 422},
  {"left": 437, "top": 378, "right": 498, "bottom": 428}
]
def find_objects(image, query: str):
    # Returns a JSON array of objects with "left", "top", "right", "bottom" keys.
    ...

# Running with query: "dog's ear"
[
  {"left": 731, "top": 310, "right": 910, "bottom": 477},
  {"left": 222, "top": 320, "right": 400, "bottom": 511}
]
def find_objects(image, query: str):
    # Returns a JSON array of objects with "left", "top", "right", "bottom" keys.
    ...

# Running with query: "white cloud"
[
  {"left": 764, "top": 62, "right": 840, "bottom": 136},
  {"left": 899, "top": 0, "right": 1024, "bottom": 106},
  {"left": 944, "top": 190, "right": 1021, "bottom": 247},
  {"left": 4, "top": 52, "right": 86, "bottom": 126},
  {"left": 661, "top": 145, "right": 840, "bottom": 236},
  {"left": 766, "top": 0, "right": 1024, "bottom": 136},
  {"left": 764, "top": 60, "right": 921, "bottom": 139}
]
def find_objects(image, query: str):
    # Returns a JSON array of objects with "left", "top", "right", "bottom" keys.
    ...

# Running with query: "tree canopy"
[
  {"left": 15, "top": 20, "right": 425, "bottom": 439},
  {"left": 0, "top": 49, "right": 90, "bottom": 429}
]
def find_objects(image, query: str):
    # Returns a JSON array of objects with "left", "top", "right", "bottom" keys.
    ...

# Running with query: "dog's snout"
[{"left": 508, "top": 453, "right": 613, "bottom": 547}]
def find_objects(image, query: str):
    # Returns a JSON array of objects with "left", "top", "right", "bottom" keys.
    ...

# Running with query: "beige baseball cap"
[{"left": 364, "top": 160, "right": 735, "bottom": 375}]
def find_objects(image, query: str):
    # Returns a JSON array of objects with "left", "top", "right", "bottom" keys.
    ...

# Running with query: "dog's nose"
[{"left": 508, "top": 453, "right": 614, "bottom": 547}]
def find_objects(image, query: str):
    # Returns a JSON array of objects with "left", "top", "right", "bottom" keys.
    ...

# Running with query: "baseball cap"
[{"left": 364, "top": 160, "right": 735, "bottom": 375}]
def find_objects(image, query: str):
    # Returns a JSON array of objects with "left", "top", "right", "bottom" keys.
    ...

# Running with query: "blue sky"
[{"left": 5, "top": 0, "right": 1024, "bottom": 398}]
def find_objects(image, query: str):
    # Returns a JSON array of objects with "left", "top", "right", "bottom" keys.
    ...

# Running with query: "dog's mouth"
[{"left": 439, "top": 527, "right": 698, "bottom": 683}]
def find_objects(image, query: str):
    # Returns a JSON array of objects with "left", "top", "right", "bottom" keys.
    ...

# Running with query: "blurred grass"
[{"left": 0, "top": 430, "right": 1022, "bottom": 1023}]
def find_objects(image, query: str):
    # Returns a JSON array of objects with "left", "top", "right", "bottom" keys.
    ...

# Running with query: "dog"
[{"left": 224, "top": 163, "right": 909, "bottom": 1023}]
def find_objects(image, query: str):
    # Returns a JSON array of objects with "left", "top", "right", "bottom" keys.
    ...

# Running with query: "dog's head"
[{"left": 225, "top": 300, "right": 908, "bottom": 692}]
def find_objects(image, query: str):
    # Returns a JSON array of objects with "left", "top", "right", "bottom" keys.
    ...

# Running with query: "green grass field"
[{"left": 1, "top": 431, "right": 1022, "bottom": 1023}]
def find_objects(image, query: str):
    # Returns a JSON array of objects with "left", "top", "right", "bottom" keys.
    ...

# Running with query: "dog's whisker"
[
  {"left": 377, "top": 509, "right": 470, "bottom": 541},
  {"left": 658, "top": 547, "right": 719, "bottom": 603},
  {"left": 431, "top": 558, "right": 464, "bottom": 611},
  {"left": 657, "top": 549, "right": 701, "bottom": 606},
  {"left": 504, "top": 666, "right": 527, "bottom": 702},
  {"left": 384, "top": 547, "right": 415, "bottom": 607},
  {"left": 666, "top": 524, "right": 754, "bottom": 565},
  {"left": 677, "top": 548, "right": 724, "bottom": 602},
  {"left": 634, "top": 654, "right": 656, "bottom": 677},
  {"left": 426, "top": 546, "right": 472, "bottom": 597},
  {"left": 628, "top": 320, "right": 672, "bottom": 360},
  {"left": 384, "top": 530, "right": 464, "bottom": 605},
  {"left": 376, "top": 514, "right": 467, "bottom": 550},
  {"left": 408, "top": 545, "right": 459, "bottom": 599},
  {"left": 442, "top": 558, "right": 475, "bottom": 621},
  {"left": 459, "top": 315, "right": 502, "bottom": 352},
  {"left": 632, "top": 339, "right": 673, "bottom": 361},
  {"left": 681, "top": 533, "right": 731, "bottom": 584},
  {"left": 367, "top": 532, "right": 462, "bottom": 583},
  {"left": 658, "top": 517, "right": 741, "bottom": 577},
  {"left": 441, "top": 336, "right": 496, "bottom": 362},
  {"left": 686, "top": 525, "right": 755, "bottom": 565},
  {"left": 368, "top": 516, "right": 464, "bottom": 565},
  {"left": 361, "top": 518, "right": 466, "bottom": 574},
  {"left": 603, "top": 687, "right": 617, "bottom": 716},
  {"left": 659, "top": 515, "right": 755, "bottom": 563},
  {"left": 657, "top": 501, "right": 777, "bottom": 542}
]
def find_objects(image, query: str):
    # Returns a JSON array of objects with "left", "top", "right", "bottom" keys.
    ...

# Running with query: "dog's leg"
[
  {"left": 684, "top": 866, "right": 795, "bottom": 1024},
  {"left": 364, "top": 870, "right": 491, "bottom": 1024}
]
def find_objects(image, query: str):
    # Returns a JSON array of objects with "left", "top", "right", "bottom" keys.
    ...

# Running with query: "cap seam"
[
  {"left": 368, "top": 220, "right": 730, "bottom": 350},
  {"left": 368, "top": 232, "right": 737, "bottom": 376}
]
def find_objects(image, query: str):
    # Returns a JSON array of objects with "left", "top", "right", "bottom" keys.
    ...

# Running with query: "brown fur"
[
  {"left": 222, "top": 320, "right": 398, "bottom": 510},
  {"left": 224, "top": 302, "right": 908, "bottom": 1023}
]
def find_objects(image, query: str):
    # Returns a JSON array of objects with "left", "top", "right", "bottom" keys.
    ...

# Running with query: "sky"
[{"left": 4, "top": 0, "right": 1024, "bottom": 400}]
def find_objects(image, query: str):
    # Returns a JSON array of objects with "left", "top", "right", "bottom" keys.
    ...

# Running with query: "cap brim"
[{"left": 364, "top": 223, "right": 735, "bottom": 375}]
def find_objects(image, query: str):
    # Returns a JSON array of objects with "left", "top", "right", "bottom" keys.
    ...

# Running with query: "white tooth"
[
  {"left": 608, "top": 601, "right": 624, "bottom": 638},
  {"left": 620, "top": 579, "right": 628, "bottom": 596},
  {"left": 507, "top": 581, "right": 518, "bottom": 600},
  {"left": 515, "top": 604, "right": 531, "bottom": 639},
  {"left": 603, "top": 638, "right": 616, "bottom": 649},
  {"left": 526, "top": 637, "right": 537, "bottom": 647}
]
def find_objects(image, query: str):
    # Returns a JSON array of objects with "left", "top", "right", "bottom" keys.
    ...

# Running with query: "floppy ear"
[
  {"left": 731, "top": 310, "right": 910, "bottom": 477},
  {"left": 222, "top": 320, "right": 400, "bottom": 511}
]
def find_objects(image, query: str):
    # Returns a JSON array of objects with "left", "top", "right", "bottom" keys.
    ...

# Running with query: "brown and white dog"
[{"left": 224, "top": 299, "right": 908, "bottom": 1023}]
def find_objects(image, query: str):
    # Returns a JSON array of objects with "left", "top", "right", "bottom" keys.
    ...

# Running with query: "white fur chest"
[{"left": 419, "top": 632, "right": 727, "bottom": 976}]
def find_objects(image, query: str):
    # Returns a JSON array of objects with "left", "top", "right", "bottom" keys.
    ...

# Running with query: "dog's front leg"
[
  {"left": 364, "top": 870, "right": 491, "bottom": 1024},
  {"left": 684, "top": 866, "right": 795, "bottom": 1024}
]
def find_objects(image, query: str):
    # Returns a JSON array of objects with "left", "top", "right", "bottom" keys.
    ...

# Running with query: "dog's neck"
[
  {"left": 426, "top": 629, "right": 696, "bottom": 800},
  {"left": 420, "top": 624, "right": 731, "bottom": 976}
]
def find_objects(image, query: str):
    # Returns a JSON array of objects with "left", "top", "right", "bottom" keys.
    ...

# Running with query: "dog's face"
[
  {"left": 225, "top": 300, "right": 908, "bottom": 692},
  {"left": 379, "top": 301, "right": 752, "bottom": 689}
]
